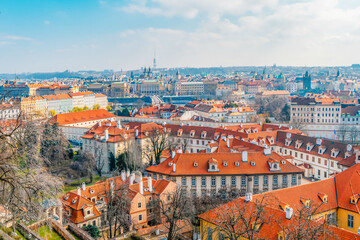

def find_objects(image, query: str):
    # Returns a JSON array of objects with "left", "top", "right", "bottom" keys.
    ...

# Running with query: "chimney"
[
  {"left": 135, "top": 171, "right": 142, "bottom": 183},
  {"left": 173, "top": 163, "right": 176, "bottom": 173},
  {"left": 77, "top": 187, "right": 81, "bottom": 196},
  {"left": 126, "top": 169, "right": 130, "bottom": 177},
  {"left": 121, "top": 170, "right": 126, "bottom": 182},
  {"left": 139, "top": 181, "right": 144, "bottom": 195},
  {"left": 106, "top": 122, "right": 111, "bottom": 127},
  {"left": 242, "top": 151, "right": 248, "bottom": 162},
  {"left": 104, "top": 129, "right": 109, "bottom": 140},
  {"left": 117, "top": 120, "right": 122, "bottom": 129},
  {"left": 172, "top": 151, "right": 176, "bottom": 159},
  {"left": 98, "top": 120, "right": 101, "bottom": 127},
  {"left": 286, "top": 207, "right": 293, "bottom": 219},
  {"left": 135, "top": 129, "right": 139, "bottom": 137},
  {"left": 264, "top": 148, "right": 271, "bottom": 156},
  {"left": 81, "top": 182, "right": 86, "bottom": 191},
  {"left": 129, "top": 173, "right": 134, "bottom": 185},
  {"left": 148, "top": 177, "right": 153, "bottom": 192},
  {"left": 227, "top": 139, "right": 230, "bottom": 148},
  {"left": 245, "top": 192, "right": 252, "bottom": 202}
]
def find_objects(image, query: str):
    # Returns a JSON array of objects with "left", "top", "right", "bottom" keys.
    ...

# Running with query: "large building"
[
  {"left": 146, "top": 150, "right": 303, "bottom": 197},
  {"left": 174, "top": 82, "right": 204, "bottom": 96},
  {"left": 50, "top": 109, "right": 117, "bottom": 142},
  {"left": 290, "top": 97, "right": 341, "bottom": 124},
  {"left": 199, "top": 163, "right": 360, "bottom": 238}
]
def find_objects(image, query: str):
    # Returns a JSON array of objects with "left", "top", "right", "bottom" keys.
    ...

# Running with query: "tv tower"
[{"left": 153, "top": 51, "right": 157, "bottom": 69}]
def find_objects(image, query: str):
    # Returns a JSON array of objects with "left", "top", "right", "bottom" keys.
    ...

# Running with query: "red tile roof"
[{"left": 50, "top": 109, "right": 116, "bottom": 126}]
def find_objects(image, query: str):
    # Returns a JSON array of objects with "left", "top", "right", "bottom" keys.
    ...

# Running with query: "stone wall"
[
  {"left": 15, "top": 222, "right": 43, "bottom": 240},
  {"left": 0, "top": 229, "right": 15, "bottom": 240},
  {"left": 49, "top": 219, "right": 76, "bottom": 240},
  {"left": 66, "top": 223, "right": 94, "bottom": 240}
]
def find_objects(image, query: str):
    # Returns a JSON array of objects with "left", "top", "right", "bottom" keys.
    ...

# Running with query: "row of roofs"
[
  {"left": 198, "top": 163, "right": 360, "bottom": 239},
  {"left": 22, "top": 91, "right": 106, "bottom": 102},
  {"left": 291, "top": 96, "right": 341, "bottom": 105}
]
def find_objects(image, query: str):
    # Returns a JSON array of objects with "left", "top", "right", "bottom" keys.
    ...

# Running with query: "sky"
[{"left": 1, "top": 0, "right": 360, "bottom": 73}]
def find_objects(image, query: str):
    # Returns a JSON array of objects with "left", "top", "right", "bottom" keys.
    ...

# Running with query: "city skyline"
[{"left": 1, "top": 0, "right": 360, "bottom": 73}]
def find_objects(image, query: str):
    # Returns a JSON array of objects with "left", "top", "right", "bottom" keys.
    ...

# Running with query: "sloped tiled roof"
[{"left": 50, "top": 109, "right": 116, "bottom": 126}]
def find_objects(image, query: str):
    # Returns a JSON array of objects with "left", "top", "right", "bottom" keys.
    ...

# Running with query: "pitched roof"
[
  {"left": 50, "top": 109, "right": 116, "bottom": 126},
  {"left": 146, "top": 152, "right": 303, "bottom": 176}
]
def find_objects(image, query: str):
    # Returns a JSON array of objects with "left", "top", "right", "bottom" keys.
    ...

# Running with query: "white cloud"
[
  {"left": 44, "top": 20, "right": 51, "bottom": 25},
  {"left": 0, "top": 34, "right": 32, "bottom": 41}
]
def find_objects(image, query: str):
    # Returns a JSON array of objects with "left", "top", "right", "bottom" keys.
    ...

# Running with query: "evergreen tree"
[{"left": 83, "top": 225, "right": 101, "bottom": 239}]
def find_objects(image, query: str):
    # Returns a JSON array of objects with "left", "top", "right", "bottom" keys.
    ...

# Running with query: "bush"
[{"left": 83, "top": 225, "right": 101, "bottom": 239}]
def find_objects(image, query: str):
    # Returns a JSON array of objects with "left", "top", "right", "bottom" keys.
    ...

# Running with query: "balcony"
[{"left": 273, "top": 185, "right": 279, "bottom": 190}]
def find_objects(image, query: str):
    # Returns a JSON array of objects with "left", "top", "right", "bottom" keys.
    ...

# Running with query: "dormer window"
[
  {"left": 235, "top": 161, "right": 240, "bottom": 167},
  {"left": 201, "top": 131, "right": 207, "bottom": 138},
  {"left": 318, "top": 146, "right": 326, "bottom": 155},
  {"left": 90, "top": 189, "right": 95, "bottom": 194},
  {"left": 208, "top": 158, "right": 219, "bottom": 172},
  {"left": 318, "top": 192, "right": 328, "bottom": 203},
  {"left": 281, "top": 160, "right": 286, "bottom": 165},
  {"left": 214, "top": 133, "right": 220, "bottom": 140},
  {"left": 300, "top": 197, "right": 310, "bottom": 207},
  {"left": 168, "top": 162, "right": 173, "bottom": 167},
  {"left": 344, "top": 152, "right": 351, "bottom": 158},
  {"left": 190, "top": 130, "right": 195, "bottom": 137},
  {"left": 350, "top": 194, "right": 359, "bottom": 205},
  {"left": 64, "top": 194, "right": 70, "bottom": 201},
  {"left": 252, "top": 128, "right": 258, "bottom": 133},
  {"left": 267, "top": 137, "right": 274, "bottom": 144},
  {"left": 193, "top": 161, "right": 198, "bottom": 167},
  {"left": 274, "top": 163, "right": 278, "bottom": 169},
  {"left": 72, "top": 197, "right": 78, "bottom": 204},
  {"left": 295, "top": 140, "right": 303, "bottom": 149},
  {"left": 285, "top": 139, "right": 292, "bottom": 146},
  {"left": 177, "top": 129, "right": 183, "bottom": 136},
  {"left": 306, "top": 143, "right": 314, "bottom": 152},
  {"left": 250, "top": 161, "right": 256, "bottom": 166},
  {"left": 223, "top": 161, "right": 228, "bottom": 167},
  {"left": 331, "top": 148, "right": 339, "bottom": 158}
]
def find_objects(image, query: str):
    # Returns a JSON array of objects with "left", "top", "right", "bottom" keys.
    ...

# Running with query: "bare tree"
[
  {"left": 337, "top": 124, "right": 348, "bottom": 142},
  {"left": 349, "top": 126, "right": 358, "bottom": 143},
  {"left": 158, "top": 186, "right": 192, "bottom": 240},
  {"left": 74, "top": 150, "right": 96, "bottom": 183},
  {"left": 94, "top": 144, "right": 105, "bottom": 177},
  {"left": 209, "top": 195, "right": 273, "bottom": 240},
  {"left": 145, "top": 127, "right": 169, "bottom": 165},
  {"left": 277, "top": 201, "right": 336, "bottom": 240},
  {"left": 101, "top": 177, "right": 132, "bottom": 239}
]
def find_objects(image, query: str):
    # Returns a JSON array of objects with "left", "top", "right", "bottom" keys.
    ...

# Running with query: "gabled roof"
[{"left": 50, "top": 109, "right": 116, "bottom": 126}]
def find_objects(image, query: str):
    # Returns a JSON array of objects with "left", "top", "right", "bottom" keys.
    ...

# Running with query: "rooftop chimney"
[
  {"left": 172, "top": 151, "right": 176, "bottom": 159},
  {"left": 106, "top": 122, "right": 111, "bottom": 127},
  {"left": 98, "top": 120, "right": 101, "bottom": 127},
  {"left": 242, "top": 151, "right": 248, "bottom": 162},
  {"left": 227, "top": 139, "right": 230, "bottom": 148},
  {"left": 148, "top": 177, "right": 153, "bottom": 192},
  {"left": 286, "top": 207, "right": 293, "bottom": 219},
  {"left": 117, "top": 120, "right": 122, "bottom": 129},
  {"left": 245, "top": 192, "right": 252, "bottom": 202},
  {"left": 135, "top": 171, "right": 142, "bottom": 183},
  {"left": 264, "top": 148, "right": 271, "bottom": 156},
  {"left": 77, "top": 187, "right": 81, "bottom": 196},
  {"left": 104, "top": 129, "right": 109, "bottom": 140},
  {"left": 139, "top": 181, "right": 144, "bottom": 195},
  {"left": 173, "top": 163, "right": 176, "bottom": 173},
  {"left": 81, "top": 182, "right": 86, "bottom": 191},
  {"left": 129, "top": 173, "right": 134, "bottom": 185},
  {"left": 135, "top": 129, "right": 139, "bottom": 138},
  {"left": 126, "top": 169, "right": 130, "bottom": 177},
  {"left": 121, "top": 170, "right": 126, "bottom": 182}
]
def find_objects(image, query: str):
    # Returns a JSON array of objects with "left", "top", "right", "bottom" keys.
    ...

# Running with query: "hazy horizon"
[{"left": 1, "top": 0, "right": 360, "bottom": 73}]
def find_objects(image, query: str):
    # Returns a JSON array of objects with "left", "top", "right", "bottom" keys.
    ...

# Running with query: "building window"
[
  {"left": 241, "top": 176, "right": 246, "bottom": 186},
  {"left": 211, "top": 177, "right": 216, "bottom": 186},
  {"left": 207, "top": 227, "right": 213, "bottom": 240},
  {"left": 347, "top": 214, "right": 354, "bottom": 228},
  {"left": 138, "top": 202, "right": 141, "bottom": 208},
  {"left": 292, "top": 175, "right": 296, "bottom": 185},
  {"left": 273, "top": 176, "right": 278, "bottom": 185},
  {"left": 221, "top": 176, "right": 226, "bottom": 186},
  {"left": 182, "top": 177, "right": 186, "bottom": 186},
  {"left": 202, "top": 177, "right": 206, "bottom": 186},
  {"left": 192, "top": 177, "right": 196, "bottom": 187},
  {"left": 282, "top": 175, "right": 287, "bottom": 185},
  {"left": 139, "top": 215, "right": 143, "bottom": 221},
  {"left": 263, "top": 176, "right": 268, "bottom": 185},
  {"left": 231, "top": 176, "right": 236, "bottom": 186},
  {"left": 254, "top": 176, "right": 259, "bottom": 186}
]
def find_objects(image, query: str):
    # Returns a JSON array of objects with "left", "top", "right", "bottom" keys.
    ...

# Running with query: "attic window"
[
  {"left": 295, "top": 141, "right": 303, "bottom": 149},
  {"left": 72, "top": 197, "right": 78, "bottom": 204},
  {"left": 331, "top": 149, "right": 339, "bottom": 158},
  {"left": 90, "top": 189, "right": 95, "bottom": 194},
  {"left": 190, "top": 130, "right": 195, "bottom": 137},
  {"left": 235, "top": 161, "right": 240, "bottom": 167},
  {"left": 193, "top": 161, "right": 198, "bottom": 167},
  {"left": 64, "top": 194, "right": 70, "bottom": 200},
  {"left": 177, "top": 129, "right": 183, "bottom": 136},
  {"left": 267, "top": 137, "right": 274, "bottom": 144},
  {"left": 214, "top": 134, "right": 220, "bottom": 140},
  {"left": 281, "top": 160, "right": 286, "bottom": 165},
  {"left": 350, "top": 194, "right": 360, "bottom": 205},
  {"left": 251, "top": 161, "right": 256, "bottom": 166},
  {"left": 300, "top": 197, "right": 310, "bottom": 207},
  {"left": 168, "top": 162, "right": 173, "bottom": 167},
  {"left": 201, "top": 131, "right": 207, "bottom": 138},
  {"left": 318, "top": 146, "right": 326, "bottom": 155},
  {"left": 223, "top": 161, "right": 228, "bottom": 167},
  {"left": 306, "top": 144, "right": 313, "bottom": 152},
  {"left": 318, "top": 193, "right": 328, "bottom": 203},
  {"left": 285, "top": 139, "right": 292, "bottom": 146}
]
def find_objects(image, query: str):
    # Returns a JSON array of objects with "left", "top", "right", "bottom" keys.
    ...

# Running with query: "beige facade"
[{"left": 174, "top": 82, "right": 204, "bottom": 96}]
